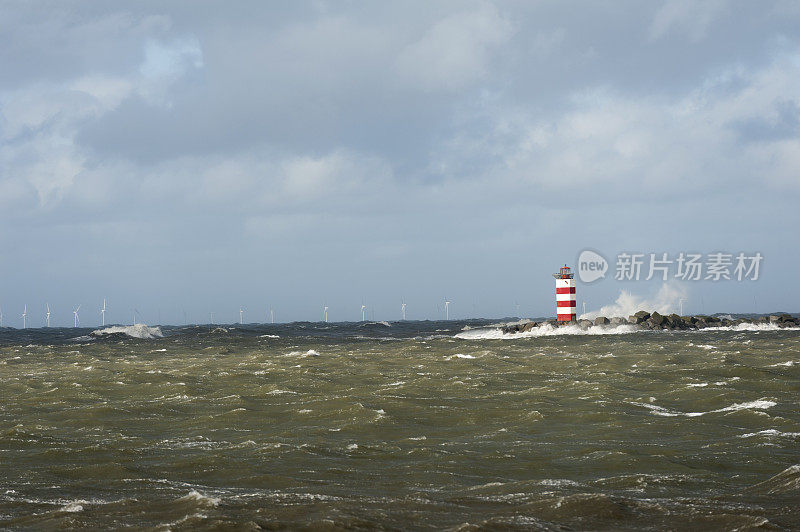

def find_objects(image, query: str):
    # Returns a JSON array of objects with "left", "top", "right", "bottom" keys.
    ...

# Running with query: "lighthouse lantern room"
[{"left": 553, "top": 264, "right": 576, "bottom": 322}]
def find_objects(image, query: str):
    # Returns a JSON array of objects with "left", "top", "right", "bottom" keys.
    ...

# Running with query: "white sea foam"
[
  {"left": 633, "top": 399, "right": 777, "bottom": 417},
  {"left": 456, "top": 320, "right": 798, "bottom": 340},
  {"left": 740, "top": 429, "right": 800, "bottom": 438},
  {"left": 285, "top": 349, "right": 320, "bottom": 357},
  {"left": 770, "top": 361, "right": 796, "bottom": 367},
  {"left": 455, "top": 323, "right": 639, "bottom": 340},
  {"left": 710, "top": 323, "right": 800, "bottom": 332},
  {"left": 92, "top": 324, "right": 163, "bottom": 339},
  {"left": 179, "top": 490, "right": 220, "bottom": 507},
  {"left": 538, "top": 479, "right": 582, "bottom": 487},
  {"left": 60, "top": 501, "right": 86, "bottom": 512},
  {"left": 447, "top": 353, "right": 476, "bottom": 359}
]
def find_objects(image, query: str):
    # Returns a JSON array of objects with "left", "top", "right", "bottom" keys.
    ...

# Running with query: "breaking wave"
[
  {"left": 632, "top": 399, "right": 777, "bottom": 417},
  {"left": 454, "top": 321, "right": 798, "bottom": 340},
  {"left": 91, "top": 324, "right": 164, "bottom": 339},
  {"left": 454, "top": 323, "right": 639, "bottom": 340},
  {"left": 708, "top": 323, "right": 799, "bottom": 332}
]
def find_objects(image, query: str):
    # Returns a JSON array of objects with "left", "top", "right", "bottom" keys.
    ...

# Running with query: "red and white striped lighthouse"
[{"left": 553, "top": 264, "right": 576, "bottom": 322}]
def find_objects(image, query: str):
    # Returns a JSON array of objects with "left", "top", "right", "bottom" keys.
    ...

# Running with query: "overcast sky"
[{"left": 1, "top": 1, "right": 799, "bottom": 326}]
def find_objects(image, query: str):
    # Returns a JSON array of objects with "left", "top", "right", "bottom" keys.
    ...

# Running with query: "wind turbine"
[
  {"left": 582, "top": 301, "right": 586, "bottom": 316},
  {"left": 210, "top": 310, "right": 214, "bottom": 324},
  {"left": 133, "top": 308, "right": 140, "bottom": 325},
  {"left": 323, "top": 305, "right": 329, "bottom": 323},
  {"left": 361, "top": 304, "right": 366, "bottom": 322},
  {"left": 679, "top": 298, "right": 687, "bottom": 316},
  {"left": 21, "top": 304, "right": 27, "bottom": 329},
  {"left": 0, "top": 305, "right": 3, "bottom": 327},
  {"left": 46, "top": 303, "right": 51, "bottom": 327},
  {"left": 401, "top": 299, "right": 407, "bottom": 320},
  {"left": 239, "top": 307, "right": 244, "bottom": 325},
  {"left": 270, "top": 308, "right": 274, "bottom": 324},
  {"left": 100, "top": 299, "right": 106, "bottom": 326},
  {"left": 444, "top": 299, "right": 451, "bottom": 320},
  {"left": 73, "top": 305, "right": 80, "bottom": 327}
]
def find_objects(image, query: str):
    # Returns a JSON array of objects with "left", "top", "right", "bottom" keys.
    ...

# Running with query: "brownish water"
[{"left": 1, "top": 321, "right": 798, "bottom": 530}]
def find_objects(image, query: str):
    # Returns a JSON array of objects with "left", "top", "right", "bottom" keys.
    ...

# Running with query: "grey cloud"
[{"left": 1, "top": 1, "right": 800, "bottom": 323}]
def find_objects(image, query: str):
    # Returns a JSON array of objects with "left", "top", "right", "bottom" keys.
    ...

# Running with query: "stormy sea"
[{"left": 1, "top": 320, "right": 798, "bottom": 530}]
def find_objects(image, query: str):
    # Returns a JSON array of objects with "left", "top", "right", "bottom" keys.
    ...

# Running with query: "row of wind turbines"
[
  {"left": 223, "top": 297, "right": 450, "bottom": 326},
  {"left": 2, "top": 300, "right": 107, "bottom": 329},
  {"left": 2, "top": 297, "right": 459, "bottom": 328}
]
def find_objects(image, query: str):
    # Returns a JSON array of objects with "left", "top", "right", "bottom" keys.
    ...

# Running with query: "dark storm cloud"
[{"left": 1, "top": 1, "right": 799, "bottom": 324}]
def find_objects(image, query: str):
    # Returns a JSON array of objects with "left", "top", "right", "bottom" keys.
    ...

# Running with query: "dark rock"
[
  {"left": 650, "top": 312, "right": 666, "bottom": 326},
  {"left": 594, "top": 316, "right": 610, "bottom": 326},
  {"left": 769, "top": 315, "right": 781, "bottom": 323},
  {"left": 610, "top": 317, "right": 626, "bottom": 326},
  {"left": 520, "top": 322, "right": 536, "bottom": 333}
]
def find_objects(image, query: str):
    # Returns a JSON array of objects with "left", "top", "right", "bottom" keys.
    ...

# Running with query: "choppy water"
[{"left": 1, "top": 321, "right": 799, "bottom": 530}]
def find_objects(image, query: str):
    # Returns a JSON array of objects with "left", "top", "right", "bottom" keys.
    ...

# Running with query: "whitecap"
[
  {"left": 711, "top": 323, "right": 800, "bottom": 332},
  {"left": 60, "top": 501, "right": 86, "bottom": 513},
  {"left": 538, "top": 479, "right": 582, "bottom": 487},
  {"left": 179, "top": 490, "right": 220, "bottom": 507},
  {"left": 455, "top": 323, "right": 639, "bottom": 340},
  {"left": 91, "top": 324, "right": 163, "bottom": 339},
  {"left": 740, "top": 429, "right": 800, "bottom": 438},
  {"left": 285, "top": 349, "right": 320, "bottom": 357},
  {"left": 633, "top": 399, "right": 777, "bottom": 417}
]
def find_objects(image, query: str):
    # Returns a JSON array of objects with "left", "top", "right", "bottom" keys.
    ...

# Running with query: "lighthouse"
[{"left": 553, "top": 264, "right": 576, "bottom": 322}]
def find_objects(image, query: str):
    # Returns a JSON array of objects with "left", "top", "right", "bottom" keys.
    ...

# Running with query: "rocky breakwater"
[{"left": 501, "top": 312, "right": 799, "bottom": 334}]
